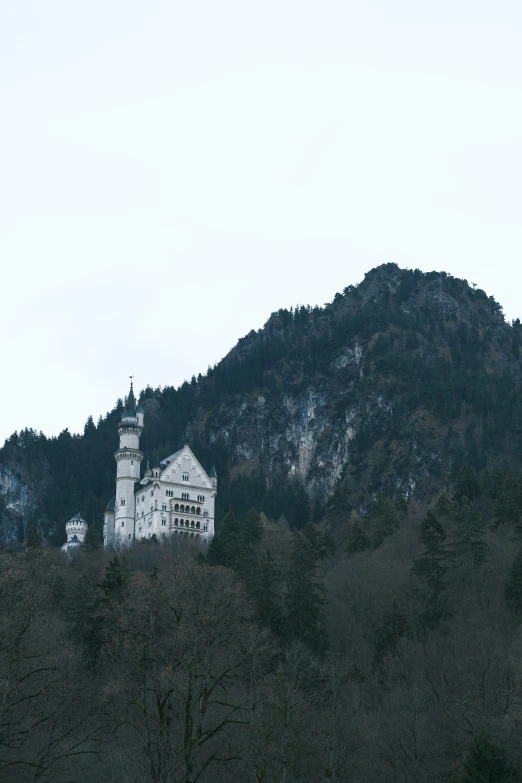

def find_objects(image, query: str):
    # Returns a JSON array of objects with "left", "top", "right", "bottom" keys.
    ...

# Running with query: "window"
[
  {"left": 204, "top": 523, "right": 208, "bottom": 532},
  {"left": 196, "top": 520, "right": 200, "bottom": 529},
  {"left": 142, "top": 495, "right": 145, "bottom": 502},
  {"left": 128, "top": 534, "right": 131, "bottom": 539},
  {"left": 161, "top": 519, "right": 166, "bottom": 526},
  {"left": 183, "top": 473, "right": 189, "bottom": 482},
  {"left": 174, "top": 503, "right": 179, "bottom": 511},
  {"left": 162, "top": 504, "right": 167, "bottom": 511},
  {"left": 196, "top": 507, "right": 201, "bottom": 515},
  {"left": 191, "top": 506, "right": 195, "bottom": 514},
  {"left": 121, "top": 498, "right": 125, "bottom": 506},
  {"left": 175, "top": 518, "right": 179, "bottom": 525},
  {"left": 151, "top": 490, "right": 154, "bottom": 497},
  {"left": 121, "top": 521, "right": 124, "bottom": 527},
  {"left": 204, "top": 510, "right": 208, "bottom": 518}
]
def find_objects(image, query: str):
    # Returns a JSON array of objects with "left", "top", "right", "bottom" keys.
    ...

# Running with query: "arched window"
[
  {"left": 121, "top": 498, "right": 125, "bottom": 506},
  {"left": 174, "top": 503, "right": 179, "bottom": 511},
  {"left": 191, "top": 520, "right": 194, "bottom": 528},
  {"left": 196, "top": 507, "right": 201, "bottom": 515},
  {"left": 191, "top": 506, "right": 195, "bottom": 514},
  {"left": 175, "top": 518, "right": 179, "bottom": 525},
  {"left": 196, "top": 520, "right": 200, "bottom": 529},
  {"left": 183, "top": 473, "right": 189, "bottom": 482},
  {"left": 142, "top": 496, "right": 145, "bottom": 502}
]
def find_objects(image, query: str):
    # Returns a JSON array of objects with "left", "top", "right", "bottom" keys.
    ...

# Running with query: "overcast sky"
[{"left": 1, "top": 0, "right": 521, "bottom": 444}]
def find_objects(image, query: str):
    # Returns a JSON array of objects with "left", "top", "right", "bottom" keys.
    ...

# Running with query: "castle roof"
[
  {"left": 160, "top": 448, "right": 183, "bottom": 467},
  {"left": 68, "top": 512, "right": 87, "bottom": 524},
  {"left": 105, "top": 496, "right": 115, "bottom": 512},
  {"left": 209, "top": 464, "right": 217, "bottom": 478},
  {"left": 122, "top": 381, "right": 137, "bottom": 418}
]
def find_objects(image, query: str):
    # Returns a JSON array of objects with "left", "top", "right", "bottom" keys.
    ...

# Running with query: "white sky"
[{"left": 1, "top": 0, "right": 521, "bottom": 444}]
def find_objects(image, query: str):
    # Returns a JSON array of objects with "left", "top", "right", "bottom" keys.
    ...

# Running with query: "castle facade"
[{"left": 103, "top": 383, "right": 216, "bottom": 547}]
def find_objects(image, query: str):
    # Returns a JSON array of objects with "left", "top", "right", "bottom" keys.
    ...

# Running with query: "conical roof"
[
  {"left": 122, "top": 381, "right": 137, "bottom": 418},
  {"left": 68, "top": 512, "right": 87, "bottom": 524}
]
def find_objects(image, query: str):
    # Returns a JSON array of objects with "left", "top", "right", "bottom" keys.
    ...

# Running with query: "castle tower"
[
  {"left": 61, "top": 512, "right": 88, "bottom": 553},
  {"left": 114, "top": 381, "right": 143, "bottom": 545}
]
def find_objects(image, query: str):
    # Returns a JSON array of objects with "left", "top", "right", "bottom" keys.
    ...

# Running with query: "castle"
[
  {"left": 61, "top": 512, "right": 88, "bottom": 553},
  {"left": 102, "top": 382, "right": 216, "bottom": 547}
]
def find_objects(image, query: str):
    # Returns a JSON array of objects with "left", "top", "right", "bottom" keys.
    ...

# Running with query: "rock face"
[
  {"left": 0, "top": 465, "right": 35, "bottom": 543},
  {"left": 1, "top": 263, "right": 521, "bottom": 539}
]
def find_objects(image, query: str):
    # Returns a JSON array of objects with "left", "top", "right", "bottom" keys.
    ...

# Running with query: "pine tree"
[
  {"left": 286, "top": 530, "right": 328, "bottom": 654},
  {"left": 206, "top": 510, "right": 242, "bottom": 569},
  {"left": 453, "top": 464, "right": 481, "bottom": 505},
  {"left": 82, "top": 524, "right": 101, "bottom": 552},
  {"left": 505, "top": 545, "right": 522, "bottom": 613},
  {"left": 459, "top": 732, "right": 519, "bottom": 782},
  {"left": 372, "top": 599, "right": 410, "bottom": 677},
  {"left": 371, "top": 497, "right": 401, "bottom": 547},
  {"left": 100, "top": 556, "right": 130, "bottom": 599},
  {"left": 411, "top": 511, "right": 449, "bottom": 628},
  {"left": 25, "top": 522, "right": 42, "bottom": 549},
  {"left": 251, "top": 549, "right": 283, "bottom": 634},
  {"left": 433, "top": 489, "right": 453, "bottom": 518},
  {"left": 346, "top": 520, "right": 369, "bottom": 555},
  {"left": 453, "top": 502, "right": 488, "bottom": 566}
]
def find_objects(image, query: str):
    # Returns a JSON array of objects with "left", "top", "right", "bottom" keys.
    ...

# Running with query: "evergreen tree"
[
  {"left": 411, "top": 511, "right": 449, "bottom": 628},
  {"left": 100, "top": 555, "right": 130, "bottom": 599},
  {"left": 453, "top": 502, "right": 488, "bottom": 566},
  {"left": 346, "top": 520, "right": 370, "bottom": 555},
  {"left": 207, "top": 510, "right": 242, "bottom": 569},
  {"left": 251, "top": 549, "right": 283, "bottom": 634},
  {"left": 459, "top": 732, "right": 519, "bottom": 783},
  {"left": 453, "top": 464, "right": 481, "bottom": 505},
  {"left": 286, "top": 530, "right": 328, "bottom": 654},
  {"left": 65, "top": 570, "right": 102, "bottom": 666},
  {"left": 82, "top": 524, "right": 101, "bottom": 551},
  {"left": 372, "top": 599, "right": 410, "bottom": 677},
  {"left": 505, "top": 545, "right": 522, "bottom": 614},
  {"left": 433, "top": 489, "right": 453, "bottom": 518},
  {"left": 371, "top": 497, "right": 401, "bottom": 547},
  {"left": 25, "top": 522, "right": 42, "bottom": 549},
  {"left": 494, "top": 471, "right": 522, "bottom": 528}
]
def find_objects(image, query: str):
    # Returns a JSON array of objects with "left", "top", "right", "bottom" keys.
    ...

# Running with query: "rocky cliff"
[{"left": 2, "top": 263, "right": 521, "bottom": 542}]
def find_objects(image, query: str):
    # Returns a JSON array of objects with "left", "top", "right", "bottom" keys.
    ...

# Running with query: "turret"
[
  {"left": 61, "top": 512, "right": 88, "bottom": 553},
  {"left": 210, "top": 464, "right": 217, "bottom": 489},
  {"left": 113, "top": 381, "right": 144, "bottom": 546}
]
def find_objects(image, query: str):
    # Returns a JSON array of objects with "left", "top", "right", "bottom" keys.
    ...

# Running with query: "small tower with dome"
[{"left": 61, "top": 512, "right": 88, "bottom": 553}]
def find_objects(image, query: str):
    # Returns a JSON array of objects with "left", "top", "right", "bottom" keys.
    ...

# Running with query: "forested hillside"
[
  {"left": 3, "top": 264, "right": 522, "bottom": 781},
  {"left": 1, "top": 263, "right": 522, "bottom": 545}
]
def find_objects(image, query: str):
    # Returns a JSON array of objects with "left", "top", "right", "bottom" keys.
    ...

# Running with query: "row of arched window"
[
  {"left": 173, "top": 504, "right": 201, "bottom": 514},
  {"left": 173, "top": 518, "right": 201, "bottom": 529}
]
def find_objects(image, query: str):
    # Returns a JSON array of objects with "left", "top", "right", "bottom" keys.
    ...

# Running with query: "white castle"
[
  {"left": 103, "top": 382, "right": 216, "bottom": 547},
  {"left": 61, "top": 512, "right": 88, "bottom": 553}
]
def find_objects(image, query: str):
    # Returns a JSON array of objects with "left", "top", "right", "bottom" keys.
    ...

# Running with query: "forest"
[
  {"left": 3, "top": 265, "right": 522, "bottom": 781},
  {"left": 3, "top": 462, "right": 522, "bottom": 782}
]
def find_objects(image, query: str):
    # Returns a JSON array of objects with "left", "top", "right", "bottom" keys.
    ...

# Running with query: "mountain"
[{"left": 2, "top": 263, "right": 522, "bottom": 545}]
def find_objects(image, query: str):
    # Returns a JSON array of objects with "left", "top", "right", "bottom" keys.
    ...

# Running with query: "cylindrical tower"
[{"left": 114, "top": 382, "right": 143, "bottom": 544}]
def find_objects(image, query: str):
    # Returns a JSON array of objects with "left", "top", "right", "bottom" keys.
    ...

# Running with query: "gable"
[{"left": 160, "top": 445, "right": 212, "bottom": 488}]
